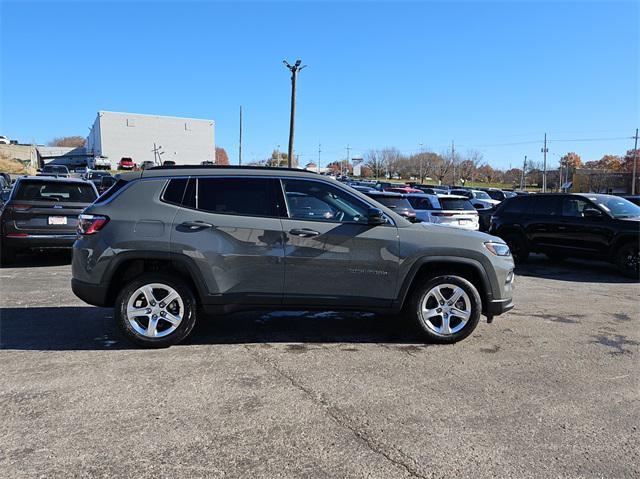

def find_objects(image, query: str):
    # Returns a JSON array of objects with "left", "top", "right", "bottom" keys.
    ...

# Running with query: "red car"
[
  {"left": 118, "top": 157, "right": 135, "bottom": 170},
  {"left": 384, "top": 186, "right": 423, "bottom": 194}
]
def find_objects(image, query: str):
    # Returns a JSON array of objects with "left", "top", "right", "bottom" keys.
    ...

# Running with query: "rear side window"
[
  {"left": 499, "top": 197, "right": 528, "bottom": 214},
  {"left": 162, "top": 178, "right": 188, "bottom": 205},
  {"left": 96, "top": 179, "right": 128, "bottom": 203},
  {"left": 197, "top": 177, "right": 277, "bottom": 217},
  {"left": 438, "top": 198, "right": 474, "bottom": 211},
  {"left": 408, "top": 197, "right": 437, "bottom": 210},
  {"left": 531, "top": 196, "right": 560, "bottom": 216},
  {"left": 14, "top": 180, "right": 97, "bottom": 203}
]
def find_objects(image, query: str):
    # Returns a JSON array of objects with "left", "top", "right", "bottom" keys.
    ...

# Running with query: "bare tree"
[{"left": 48, "top": 136, "right": 86, "bottom": 148}]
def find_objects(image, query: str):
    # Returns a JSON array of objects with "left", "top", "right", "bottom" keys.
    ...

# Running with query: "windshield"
[
  {"left": 473, "top": 191, "right": 491, "bottom": 200},
  {"left": 589, "top": 195, "right": 640, "bottom": 218}
]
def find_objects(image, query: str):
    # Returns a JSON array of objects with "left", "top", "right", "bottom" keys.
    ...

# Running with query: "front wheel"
[
  {"left": 115, "top": 273, "right": 198, "bottom": 348},
  {"left": 616, "top": 243, "right": 640, "bottom": 279},
  {"left": 408, "top": 275, "right": 482, "bottom": 344},
  {"left": 503, "top": 233, "right": 529, "bottom": 264}
]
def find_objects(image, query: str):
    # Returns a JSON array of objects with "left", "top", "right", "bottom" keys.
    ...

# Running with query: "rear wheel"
[
  {"left": 616, "top": 243, "right": 639, "bottom": 279},
  {"left": 115, "top": 273, "right": 198, "bottom": 348},
  {"left": 408, "top": 275, "right": 482, "bottom": 344},
  {"left": 503, "top": 232, "right": 529, "bottom": 264}
]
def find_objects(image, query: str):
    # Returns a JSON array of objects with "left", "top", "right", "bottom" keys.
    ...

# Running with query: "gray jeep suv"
[{"left": 71, "top": 166, "right": 514, "bottom": 348}]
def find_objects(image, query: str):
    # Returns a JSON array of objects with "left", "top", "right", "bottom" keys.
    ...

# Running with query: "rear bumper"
[
  {"left": 3, "top": 233, "right": 77, "bottom": 248},
  {"left": 71, "top": 278, "right": 109, "bottom": 307}
]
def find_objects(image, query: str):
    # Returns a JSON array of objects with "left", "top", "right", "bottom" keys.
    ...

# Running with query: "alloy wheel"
[
  {"left": 126, "top": 283, "right": 184, "bottom": 338},
  {"left": 419, "top": 283, "right": 472, "bottom": 336}
]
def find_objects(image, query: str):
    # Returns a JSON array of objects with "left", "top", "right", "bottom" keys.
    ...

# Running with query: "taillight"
[
  {"left": 7, "top": 203, "right": 31, "bottom": 211},
  {"left": 78, "top": 214, "right": 109, "bottom": 235}
]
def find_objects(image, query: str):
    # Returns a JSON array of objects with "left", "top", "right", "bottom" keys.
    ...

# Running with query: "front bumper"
[
  {"left": 4, "top": 233, "right": 77, "bottom": 248},
  {"left": 486, "top": 297, "right": 514, "bottom": 319}
]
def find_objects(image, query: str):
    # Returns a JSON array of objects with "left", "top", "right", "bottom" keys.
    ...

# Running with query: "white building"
[{"left": 86, "top": 111, "right": 215, "bottom": 166}]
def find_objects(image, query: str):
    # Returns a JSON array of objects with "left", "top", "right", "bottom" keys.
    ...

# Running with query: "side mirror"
[
  {"left": 367, "top": 207, "right": 387, "bottom": 225},
  {"left": 583, "top": 208, "right": 602, "bottom": 218}
]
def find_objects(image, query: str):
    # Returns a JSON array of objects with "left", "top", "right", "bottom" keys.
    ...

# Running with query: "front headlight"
[{"left": 484, "top": 241, "right": 511, "bottom": 256}]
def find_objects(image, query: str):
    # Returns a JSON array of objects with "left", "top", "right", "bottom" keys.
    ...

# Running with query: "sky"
[{"left": 1, "top": 0, "right": 638, "bottom": 170}]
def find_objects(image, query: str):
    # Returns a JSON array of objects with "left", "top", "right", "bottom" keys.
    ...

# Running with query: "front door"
[{"left": 279, "top": 178, "right": 400, "bottom": 308}]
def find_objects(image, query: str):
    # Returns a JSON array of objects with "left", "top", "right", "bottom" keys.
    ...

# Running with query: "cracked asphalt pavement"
[{"left": 1, "top": 252, "right": 639, "bottom": 478}]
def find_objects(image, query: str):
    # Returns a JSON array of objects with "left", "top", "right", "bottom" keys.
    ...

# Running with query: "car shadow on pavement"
[
  {"left": 5, "top": 250, "right": 72, "bottom": 268},
  {"left": 0, "top": 306, "right": 425, "bottom": 351},
  {"left": 515, "top": 254, "right": 638, "bottom": 284}
]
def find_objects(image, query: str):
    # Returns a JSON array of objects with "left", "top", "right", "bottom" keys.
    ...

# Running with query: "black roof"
[{"left": 148, "top": 165, "right": 315, "bottom": 174}]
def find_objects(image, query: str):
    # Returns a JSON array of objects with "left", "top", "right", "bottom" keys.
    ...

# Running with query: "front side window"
[
  {"left": 561, "top": 197, "right": 592, "bottom": 217},
  {"left": 197, "top": 177, "right": 278, "bottom": 217},
  {"left": 282, "top": 179, "right": 369, "bottom": 223},
  {"left": 589, "top": 195, "right": 640, "bottom": 218}
]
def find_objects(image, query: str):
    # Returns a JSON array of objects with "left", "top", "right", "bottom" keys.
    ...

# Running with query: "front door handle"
[
  {"left": 181, "top": 221, "right": 213, "bottom": 230},
  {"left": 289, "top": 228, "right": 320, "bottom": 237}
]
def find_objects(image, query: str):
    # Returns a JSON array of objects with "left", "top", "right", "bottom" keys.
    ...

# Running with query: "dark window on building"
[{"left": 197, "top": 177, "right": 277, "bottom": 217}]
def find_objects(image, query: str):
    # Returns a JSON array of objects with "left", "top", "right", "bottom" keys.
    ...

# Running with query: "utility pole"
[
  {"left": 632, "top": 128, "right": 638, "bottom": 195},
  {"left": 541, "top": 133, "right": 549, "bottom": 192},
  {"left": 520, "top": 155, "right": 527, "bottom": 190},
  {"left": 418, "top": 143, "right": 424, "bottom": 184},
  {"left": 345, "top": 145, "right": 351, "bottom": 176},
  {"left": 318, "top": 143, "right": 321, "bottom": 173},
  {"left": 451, "top": 140, "right": 456, "bottom": 186},
  {"left": 283, "top": 59, "right": 306, "bottom": 168},
  {"left": 238, "top": 106, "right": 243, "bottom": 166}
]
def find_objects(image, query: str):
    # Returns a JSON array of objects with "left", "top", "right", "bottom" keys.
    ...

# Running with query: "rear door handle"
[
  {"left": 181, "top": 221, "right": 213, "bottom": 230},
  {"left": 289, "top": 228, "right": 320, "bottom": 237}
]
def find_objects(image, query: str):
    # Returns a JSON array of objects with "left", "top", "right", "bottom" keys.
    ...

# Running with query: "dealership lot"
[{"left": 1, "top": 253, "right": 638, "bottom": 478}]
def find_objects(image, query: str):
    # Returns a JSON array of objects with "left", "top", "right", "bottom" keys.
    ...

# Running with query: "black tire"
[
  {"left": 407, "top": 275, "right": 482, "bottom": 344},
  {"left": 503, "top": 232, "right": 529, "bottom": 264},
  {"left": 615, "top": 242, "right": 640, "bottom": 279},
  {"left": 115, "top": 273, "right": 198, "bottom": 348},
  {"left": 0, "top": 242, "right": 16, "bottom": 267}
]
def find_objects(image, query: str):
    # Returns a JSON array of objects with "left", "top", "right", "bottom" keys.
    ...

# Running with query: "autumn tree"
[
  {"left": 48, "top": 136, "right": 86, "bottom": 147},
  {"left": 559, "top": 152, "right": 582, "bottom": 170},
  {"left": 622, "top": 149, "right": 640, "bottom": 173},
  {"left": 215, "top": 147, "right": 230, "bottom": 165},
  {"left": 584, "top": 154, "right": 622, "bottom": 171}
]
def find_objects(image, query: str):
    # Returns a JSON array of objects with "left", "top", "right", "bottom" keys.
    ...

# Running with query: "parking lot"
[{"left": 1, "top": 253, "right": 638, "bottom": 478}]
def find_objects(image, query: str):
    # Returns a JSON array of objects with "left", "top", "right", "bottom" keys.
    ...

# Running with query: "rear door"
[
  {"left": 526, "top": 196, "right": 562, "bottom": 250},
  {"left": 7, "top": 180, "right": 97, "bottom": 235},
  {"left": 169, "top": 176, "right": 285, "bottom": 305},
  {"left": 279, "top": 178, "right": 400, "bottom": 308}
]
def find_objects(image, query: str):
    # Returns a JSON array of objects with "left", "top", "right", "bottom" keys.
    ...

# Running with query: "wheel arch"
[
  {"left": 103, "top": 252, "right": 208, "bottom": 307},
  {"left": 394, "top": 256, "right": 492, "bottom": 315}
]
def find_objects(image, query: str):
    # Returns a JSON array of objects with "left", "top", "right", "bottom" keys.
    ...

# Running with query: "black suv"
[
  {"left": 71, "top": 166, "right": 515, "bottom": 348},
  {"left": 490, "top": 193, "right": 640, "bottom": 277}
]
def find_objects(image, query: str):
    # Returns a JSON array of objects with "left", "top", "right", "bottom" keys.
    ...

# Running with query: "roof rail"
[{"left": 147, "top": 165, "right": 315, "bottom": 173}]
